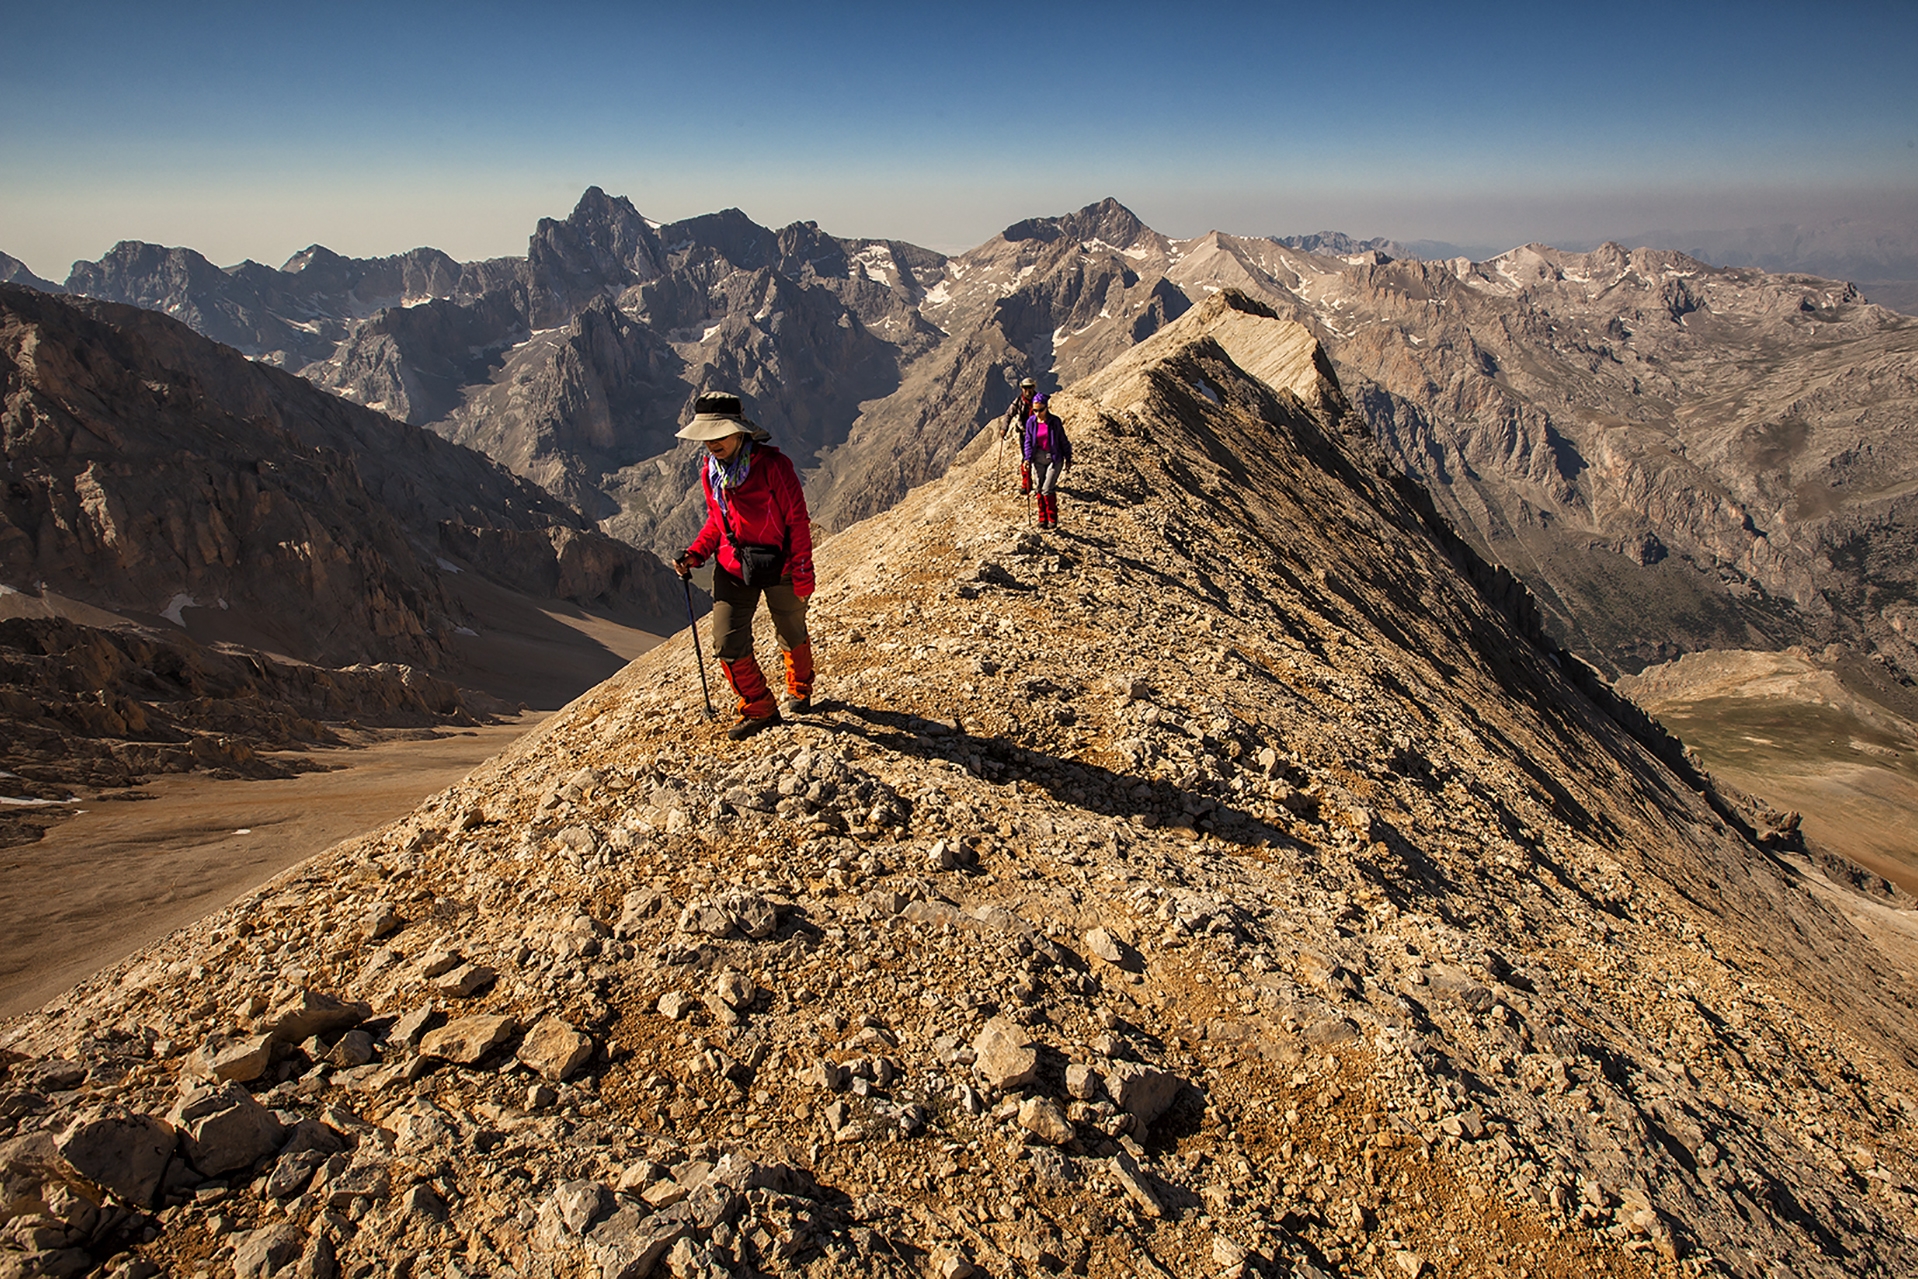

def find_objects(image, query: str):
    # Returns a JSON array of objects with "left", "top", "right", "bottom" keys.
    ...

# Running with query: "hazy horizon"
[{"left": 3, "top": 0, "right": 1915, "bottom": 279}]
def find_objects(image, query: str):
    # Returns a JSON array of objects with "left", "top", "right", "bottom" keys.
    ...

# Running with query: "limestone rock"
[
  {"left": 231, "top": 1222, "right": 304, "bottom": 1279},
  {"left": 184, "top": 1032, "right": 275, "bottom": 1084},
  {"left": 1017, "top": 1097, "right": 1074, "bottom": 1146},
  {"left": 1111, "top": 1150, "right": 1165, "bottom": 1218},
  {"left": 517, "top": 1016, "right": 595, "bottom": 1082},
  {"left": 167, "top": 1082, "right": 286, "bottom": 1179},
  {"left": 54, "top": 1109, "right": 176, "bottom": 1207},
  {"left": 972, "top": 1017, "right": 1039, "bottom": 1091},
  {"left": 263, "top": 990, "right": 370, "bottom": 1045},
  {"left": 1084, "top": 927, "right": 1126, "bottom": 964},
  {"left": 418, "top": 1015, "right": 517, "bottom": 1064},
  {"left": 1104, "top": 1062, "right": 1185, "bottom": 1126}
]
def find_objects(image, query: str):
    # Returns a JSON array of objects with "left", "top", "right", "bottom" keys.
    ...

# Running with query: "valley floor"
[
  {"left": 0, "top": 716, "right": 545, "bottom": 1019},
  {"left": 1618, "top": 649, "right": 1918, "bottom": 896}
]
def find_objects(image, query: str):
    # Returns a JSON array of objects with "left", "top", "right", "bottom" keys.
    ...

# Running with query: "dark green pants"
[{"left": 710, "top": 567, "right": 810, "bottom": 662}]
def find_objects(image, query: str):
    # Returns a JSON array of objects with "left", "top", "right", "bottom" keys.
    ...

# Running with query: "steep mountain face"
[
  {"left": 3, "top": 293, "right": 1915, "bottom": 1279},
  {"left": 297, "top": 189, "right": 946, "bottom": 557},
  {"left": 904, "top": 222, "right": 1918, "bottom": 686},
  {"left": 1277, "top": 244, "right": 1918, "bottom": 680},
  {"left": 1, "top": 285, "right": 683, "bottom": 796}
]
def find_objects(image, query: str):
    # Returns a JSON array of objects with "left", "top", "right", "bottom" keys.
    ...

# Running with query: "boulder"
[
  {"left": 1017, "top": 1097, "right": 1075, "bottom": 1146},
  {"left": 419, "top": 1014, "right": 517, "bottom": 1064},
  {"left": 1104, "top": 1061, "right": 1186, "bottom": 1126},
  {"left": 517, "top": 1016, "right": 595, "bottom": 1082},
  {"left": 1084, "top": 927, "right": 1127, "bottom": 964},
  {"left": 167, "top": 1082, "right": 286, "bottom": 1179},
  {"left": 184, "top": 1032, "right": 275, "bottom": 1084},
  {"left": 972, "top": 1016, "right": 1039, "bottom": 1090},
  {"left": 585, "top": 1202, "right": 693, "bottom": 1279},
  {"left": 231, "top": 1222, "right": 304, "bottom": 1279},
  {"left": 54, "top": 1109, "right": 176, "bottom": 1206},
  {"left": 263, "top": 990, "right": 371, "bottom": 1045}
]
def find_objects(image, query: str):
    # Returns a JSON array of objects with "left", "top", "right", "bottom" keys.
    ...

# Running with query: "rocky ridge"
[{"left": 4, "top": 295, "right": 1916, "bottom": 1279}]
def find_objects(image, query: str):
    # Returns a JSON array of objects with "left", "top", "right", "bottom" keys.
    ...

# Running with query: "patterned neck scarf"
[{"left": 704, "top": 440, "right": 754, "bottom": 519}]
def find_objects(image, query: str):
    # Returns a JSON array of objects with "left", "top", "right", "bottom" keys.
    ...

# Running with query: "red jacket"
[{"left": 685, "top": 445, "right": 816, "bottom": 597}]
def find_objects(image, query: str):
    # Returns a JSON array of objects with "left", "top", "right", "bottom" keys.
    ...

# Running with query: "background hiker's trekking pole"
[{"left": 681, "top": 576, "right": 715, "bottom": 719}]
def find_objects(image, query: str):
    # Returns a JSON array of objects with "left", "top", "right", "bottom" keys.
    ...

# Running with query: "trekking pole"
[{"left": 681, "top": 575, "right": 715, "bottom": 719}]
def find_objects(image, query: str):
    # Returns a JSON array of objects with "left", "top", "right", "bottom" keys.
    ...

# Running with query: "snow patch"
[
  {"left": 853, "top": 244, "right": 898, "bottom": 283},
  {"left": 455, "top": 626, "right": 479, "bottom": 636},
  {"left": 1190, "top": 379, "right": 1221, "bottom": 405},
  {"left": 1, "top": 796, "right": 62, "bottom": 807},
  {"left": 702, "top": 324, "right": 723, "bottom": 342},
  {"left": 436, "top": 557, "right": 464, "bottom": 574},
  {"left": 161, "top": 594, "right": 198, "bottom": 626}
]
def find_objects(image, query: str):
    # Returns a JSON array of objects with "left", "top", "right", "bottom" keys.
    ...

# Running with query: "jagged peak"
[
  {"left": 282, "top": 244, "right": 347, "bottom": 273},
  {"left": 0, "top": 250, "right": 62, "bottom": 293},
  {"left": 1000, "top": 197, "right": 1149, "bottom": 250},
  {"left": 566, "top": 184, "right": 644, "bottom": 222}
]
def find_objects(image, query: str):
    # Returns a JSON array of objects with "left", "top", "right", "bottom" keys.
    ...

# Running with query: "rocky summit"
[{"left": 4, "top": 294, "right": 1917, "bottom": 1279}]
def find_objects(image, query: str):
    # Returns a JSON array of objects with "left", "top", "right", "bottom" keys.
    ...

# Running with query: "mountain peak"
[
  {"left": 1001, "top": 197, "right": 1147, "bottom": 250},
  {"left": 0, "top": 250, "right": 61, "bottom": 293}
]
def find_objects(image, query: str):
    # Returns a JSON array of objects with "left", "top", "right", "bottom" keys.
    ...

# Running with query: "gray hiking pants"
[{"left": 1031, "top": 450, "right": 1063, "bottom": 497}]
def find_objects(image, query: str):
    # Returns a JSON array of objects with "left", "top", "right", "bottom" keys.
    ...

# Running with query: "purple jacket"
[{"left": 1022, "top": 410, "right": 1072, "bottom": 465}]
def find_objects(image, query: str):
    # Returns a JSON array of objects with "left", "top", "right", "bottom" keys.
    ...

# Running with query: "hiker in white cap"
[{"left": 672, "top": 392, "right": 815, "bottom": 740}]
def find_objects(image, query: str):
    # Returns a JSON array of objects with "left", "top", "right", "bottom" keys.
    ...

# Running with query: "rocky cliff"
[{"left": 3, "top": 294, "right": 1914, "bottom": 1279}]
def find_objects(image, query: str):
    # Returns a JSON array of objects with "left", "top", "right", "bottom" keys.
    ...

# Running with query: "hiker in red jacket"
[
  {"left": 673, "top": 392, "right": 816, "bottom": 740},
  {"left": 1002, "top": 376, "right": 1038, "bottom": 493}
]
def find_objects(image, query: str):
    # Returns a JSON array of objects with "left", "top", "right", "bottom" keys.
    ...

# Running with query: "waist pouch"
[
  {"left": 732, "top": 540, "right": 787, "bottom": 589},
  {"left": 722, "top": 504, "right": 789, "bottom": 589}
]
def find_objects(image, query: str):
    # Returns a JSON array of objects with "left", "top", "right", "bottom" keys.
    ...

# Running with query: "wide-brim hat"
[{"left": 676, "top": 391, "right": 770, "bottom": 442}]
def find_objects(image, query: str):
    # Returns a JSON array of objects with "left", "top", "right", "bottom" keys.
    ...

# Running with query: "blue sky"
[{"left": 3, "top": 0, "right": 1914, "bottom": 276}]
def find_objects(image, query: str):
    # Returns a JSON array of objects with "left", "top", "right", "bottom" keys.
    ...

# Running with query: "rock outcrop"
[{"left": 4, "top": 295, "right": 1914, "bottom": 1278}]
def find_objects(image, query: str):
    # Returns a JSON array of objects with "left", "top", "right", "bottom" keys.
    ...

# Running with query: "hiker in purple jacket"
[{"left": 1022, "top": 393, "right": 1072, "bottom": 529}]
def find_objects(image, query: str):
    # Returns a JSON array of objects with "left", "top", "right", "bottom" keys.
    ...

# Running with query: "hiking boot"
[
  {"left": 727, "top": 709, "right": 782, "bottom": 741},
  {"left": 782, "top": 694, "right": 812, "bottom": 715}
]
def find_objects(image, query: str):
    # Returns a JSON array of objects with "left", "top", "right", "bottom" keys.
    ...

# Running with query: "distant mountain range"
[{"left": 7, "top": 194, "right": 1916, "bottom": 692}]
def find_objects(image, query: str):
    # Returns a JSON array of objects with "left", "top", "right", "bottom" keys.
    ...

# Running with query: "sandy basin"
[{"left": 0, "top": 717, "right": 544, "bottom": 1019}]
